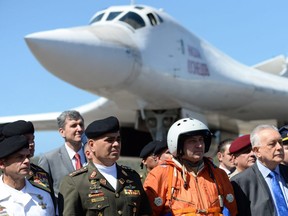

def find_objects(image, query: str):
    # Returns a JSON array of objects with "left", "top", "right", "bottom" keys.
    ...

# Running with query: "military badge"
[
  {"left": 37, "top": 194, "right": 47, "bottom": 209},
  {"left": 119, "top": 178, "right": 125, "bottom": 184},
  {"left": 0, "top": 205, "right": 6, "bottom": 212},
  {"left": 154, "top": 197, "right": 163, "bottom": 206},
  {"left": 88, "top": 190, "right": 104, "bottom": 198},
  {"left": 226, "top": 193, "right": 234, "bottom": 203},
  {"left": 0, "top": 205, "right": 8, "bottom": 216},
  {"left": 90, "top": 170, "right": 97, "bottom": 179},
  {"left": 124, "top": 189, "right": 140, "bottom": 195},
  {"left": 125, "top": 184, "right": 136, "bottom": 189},
  {"left": 100, "top": 179, "right": 107, "bottom": 185},
  {"left": 91, "top": 197, "right": 105, "bottom": 202}
]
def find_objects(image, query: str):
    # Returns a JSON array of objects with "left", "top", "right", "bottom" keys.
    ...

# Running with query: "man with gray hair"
[
  {"left": 231, "top": 124, "right": 288, "bottom": 216},
  {"left": 38, "top": 110, "right": 86, "bottom": 197}
]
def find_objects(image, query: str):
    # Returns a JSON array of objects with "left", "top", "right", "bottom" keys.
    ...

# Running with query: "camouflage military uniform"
[{"left": 58, "top": 162, "right": 152, "bottom": 216}]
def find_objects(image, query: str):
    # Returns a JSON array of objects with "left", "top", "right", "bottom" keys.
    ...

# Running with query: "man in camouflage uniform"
[{"left": 58, "top": 116, "right": 151, "bottom": 216}]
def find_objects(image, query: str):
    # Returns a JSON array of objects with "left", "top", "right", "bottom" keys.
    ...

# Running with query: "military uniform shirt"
[
  {"left": 0, "top": 176, "right": 55, "bottom": 216},
  {"left": 58, "top": 162, "right": 152, "bottom": 216}
]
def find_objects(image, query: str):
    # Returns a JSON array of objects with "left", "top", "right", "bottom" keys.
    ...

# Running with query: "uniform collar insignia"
[
  {"left": 89, "top": 170, "right": 97, "bottom": 179},
  {"left": 119, "top": 178, "right": 125, "bottom": 185},
  {"left": 100, "top": 179, "right": 107, "bottom": 186}
]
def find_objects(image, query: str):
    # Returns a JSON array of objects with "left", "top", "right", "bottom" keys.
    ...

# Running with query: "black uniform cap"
[
  {"left": 140, "top": 141, "right": 157, "bottom": 159},
  {"left": 154, "top": 140, "right": 168, "bottom": 155},
  {"left": 85, "top": 116, "right": 120, "bottom": 139},
  {"left": 0, "top": 135, "right": 29, "bottom": 158},
  {"left": 2, "top": 120, "right": 34, "bottom": 137}
]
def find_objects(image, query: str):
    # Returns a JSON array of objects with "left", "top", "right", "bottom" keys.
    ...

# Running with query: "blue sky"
[{"left": 1, "top": 0, "right": 288, "bottom": 155}]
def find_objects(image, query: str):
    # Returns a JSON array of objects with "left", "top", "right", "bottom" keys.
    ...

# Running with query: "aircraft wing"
[
  {"left": 0, "top": 97, "right": 136, "bottom": 130},
  {"left": 252, "top": 55, "right": 288, "bottom": 76}
]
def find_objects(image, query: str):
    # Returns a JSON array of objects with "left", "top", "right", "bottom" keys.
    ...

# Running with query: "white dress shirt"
[
  {"left": 0, "top": 175, "right": 55, "bottom": 216},
  {"left": 65, "top": 143, "right": 86, "bottom": 170}
]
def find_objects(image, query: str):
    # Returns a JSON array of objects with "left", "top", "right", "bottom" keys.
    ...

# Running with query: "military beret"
[
  {"left": 0, "top": 123, "right": 8, "bottom": 133},
  {"left": 85, "top": 116, "right": 120, "bottom": 139},
  {"left": 154, "top": 140, "right": 168, "bottom": 155},
  {"left": 2, "top": 120, "right": 34, "bottom": 137},
  {"left": 0, "top": 135, "right": 29, "bottom": 158},
  {"left": 279, "top": 125, "right": 288, "bottom": 145},
  {"left": 0, "top": 123, "right": 9, "bottom": 141},
  {"left": 229, "top": 134, "right": 251, "bottom": 154},
  {"left": 140, "top": 141, "right": 157, "bottom": 158}
]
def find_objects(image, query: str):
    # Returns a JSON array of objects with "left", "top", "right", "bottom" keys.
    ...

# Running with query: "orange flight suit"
[{"left": 143, "top": 157, "right": 237, "bottom": 216}]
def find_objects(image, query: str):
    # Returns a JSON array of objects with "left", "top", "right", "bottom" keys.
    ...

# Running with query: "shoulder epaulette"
[
  {"left": 27, "top": 163, "right": 52, "bottom": 191},
  {"left": 30, "top": 163, "right": 47, "bottom": 173},
  {"left": 120, "top": 165, "right": 137, "bottom": 173},
  {"left": 69, "top": 166, "right": 88, "bottom": 177},
  {"left": 29, "top": 180, "right": 51, "bottom": 193}
]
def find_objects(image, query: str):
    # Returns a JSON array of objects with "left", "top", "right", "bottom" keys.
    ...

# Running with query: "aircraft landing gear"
[{"left": 140, "top": 109, "right": 180, "bottom": 141}]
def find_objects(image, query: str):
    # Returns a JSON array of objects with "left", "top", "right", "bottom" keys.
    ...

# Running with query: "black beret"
[
  {"left": 0, "top": 135, "right": 29, "bottom": 158},
  {"left": 229, "top": 134, "right": 251, "bottom": 154},
  {"left": 279, "top": 125, "right": 288, "bottom": 145},
  {"left": 85, "top": 116, "right": 120, "bottom": 139},
  {"left": 0, "top": 123, "right": 8, "bottom": 133},
  {"left": 140, "top": 141, "right": 157, "bottom": 158},
  {"left": 0, "top": 123, "right": 9, "bottom": 141},
  {"left": 2, "top": 120, "right": 34, "bottom": 137},
  {"left": 154, "top": 140, "right": 168, "bottom": 155}
]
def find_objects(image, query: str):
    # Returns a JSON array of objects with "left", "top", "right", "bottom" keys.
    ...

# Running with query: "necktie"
[
  {"left": 269, "top": 171, "right": 288, "bottom": 215},
  {"left": 74, "top": 153, "right": 82, "bottom": 170}
]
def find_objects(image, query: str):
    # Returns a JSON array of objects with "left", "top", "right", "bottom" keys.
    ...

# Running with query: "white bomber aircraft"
[{"left": 1, "top": 4, "right": 288, "bottom": 155}]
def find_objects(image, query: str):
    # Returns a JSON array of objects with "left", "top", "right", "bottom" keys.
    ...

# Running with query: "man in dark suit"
[
  {"left": 38, "top": 110, "right": 86, "bottom": 197},
  {"left": 58, "top": 116, "right": 152, "bottom": 216},
  {"left": 231, "top": 124, "right": 288, "bottom": 216}
]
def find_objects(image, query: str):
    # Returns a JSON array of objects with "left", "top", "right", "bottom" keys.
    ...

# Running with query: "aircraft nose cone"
[{"left": 25, "top": 26, "right": 141, "bottom": 90}]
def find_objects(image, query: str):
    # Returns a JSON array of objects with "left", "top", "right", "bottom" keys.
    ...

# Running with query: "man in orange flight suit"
[{"left": 144, "top": 118, "right": 238, "bottom": 216}]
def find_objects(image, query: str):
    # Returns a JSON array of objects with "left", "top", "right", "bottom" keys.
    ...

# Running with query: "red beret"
[{"left": 229, "top": 134, "right": 251, "bottom": 154}]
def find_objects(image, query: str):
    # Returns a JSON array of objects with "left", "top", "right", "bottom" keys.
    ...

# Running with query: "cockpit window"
[
  {"left": 156, "top": 13, "right": 163, "bottom": 23},
  {"left": 90, "top": 13, "right": 104, "bottom": 24},
  {"left": 107, "top": 11, "right": 122, "bottom": 20},
  {"left": 119, "top": 12, "right": 145, "bottom": 29},
  {"left": 147, "top": 13, "right": 157, "bottom": 26}
]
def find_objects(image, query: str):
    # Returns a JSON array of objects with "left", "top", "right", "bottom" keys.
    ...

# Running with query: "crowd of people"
[{"left": 0, "top": 110, "right": 288, "bottom": 215}]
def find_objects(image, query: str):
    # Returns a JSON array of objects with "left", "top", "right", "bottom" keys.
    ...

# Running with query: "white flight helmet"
[{"left": 167, "top": 118, "right": 212, "bottom": 156}]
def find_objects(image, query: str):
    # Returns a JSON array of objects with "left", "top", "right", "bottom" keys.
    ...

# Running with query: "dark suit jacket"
[
  {"left": 58, "top": 162, "right": 152, "bottom": 216},
  {"left": 230, "top": 163, "right": 288, "bottom": 216},
  {"left": 38, "top": 145, "right": 86, "bottom": 196}
]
